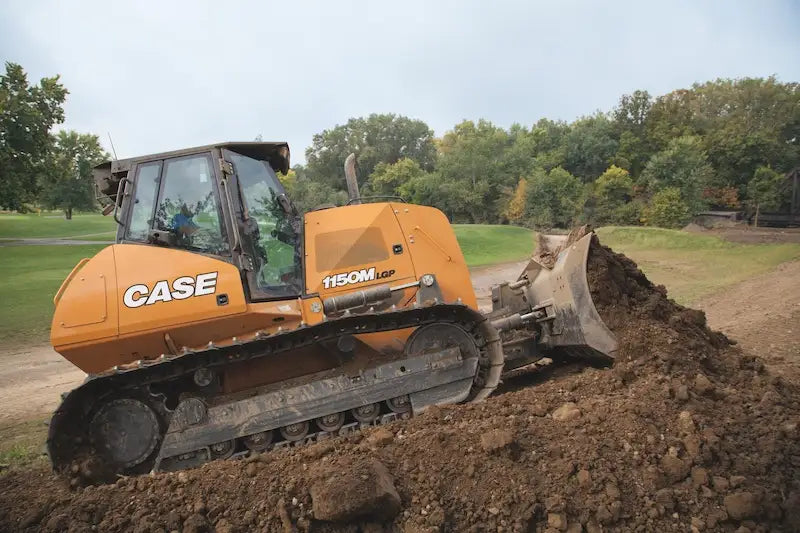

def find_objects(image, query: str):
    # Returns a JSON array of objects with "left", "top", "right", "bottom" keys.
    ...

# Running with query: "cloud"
[{"left": 2, "top": 0, "right": 798, "bottom": 164}]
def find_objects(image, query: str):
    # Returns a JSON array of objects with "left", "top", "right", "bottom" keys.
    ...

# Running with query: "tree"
[
  {"left": 524, "top": 167, "right": 582, "bottom": 229},
  {"left": 304, "top": 114, "right": 436, "bottom": 190},
  {"left": 641, "top": 136, "right": 713, "bottom": 214},
  {"left": 592, "top": 165, "right": 635, "bottom": 224},
  {"left": 0, "top": 62, "right": 68, "bottom": 210},
  {"left": 503, "top": 178, "right": 527, "bottom": 224},
  {"left": 746, "top": 166, "right": 786, "bottom": 226},
  {"left": 366, "top": 158, "right": 428, "bottom": 198},
  {"left": 644, "top": 187, "right": 691, "bottom": 228},
  {"left": 434, "top": 119, "right": 514, "bottom": 223},
  {"left": 562, "top": 114, "right": 619, "bottom": 182},
  {"left": 39, "top": 131, "right": 106, "bottom": 219}
]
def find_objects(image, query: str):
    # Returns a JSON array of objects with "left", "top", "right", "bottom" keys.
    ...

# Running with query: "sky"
[{"left": 2, "top": 1, "right": 799, "bottom": 165}]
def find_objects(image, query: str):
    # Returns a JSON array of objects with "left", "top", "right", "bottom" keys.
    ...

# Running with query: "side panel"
[
  {"left": 392, "top": 204, "right": 478, "bottom": 310},
  {"left": 114, "top": 245, "right": 247, "bottom": 335},
  {"left": 304, "top": 203, "right": 416, "bottom": 297},
  {"left": 51, "top": 246, "right": 119, "bottom": 347}
]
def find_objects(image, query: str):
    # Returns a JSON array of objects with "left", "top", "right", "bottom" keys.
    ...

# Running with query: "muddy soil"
[{"left": 1, "top": 236, "right": 798, "bottom": 532}]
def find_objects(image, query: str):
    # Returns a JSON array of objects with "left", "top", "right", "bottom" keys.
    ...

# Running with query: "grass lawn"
[
  {"left": 596, "top": 226, "right": 800, "bottom": 305},
  {"left": 0, "top": 213, "right": 115, "bottom": 239},
  {"left": 0, "top": 245, "right": 106, "bottom": 344},
  {"left": 454, "top": 224, "right": 536, "bottom": 266}
]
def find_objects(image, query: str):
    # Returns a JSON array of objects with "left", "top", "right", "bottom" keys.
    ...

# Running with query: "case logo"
[
  {"left": 123, "top": 272, "right": 218, "bottom": 308},
  {"left": 322, "top": 267, "right": 395, "bottom": 289}
]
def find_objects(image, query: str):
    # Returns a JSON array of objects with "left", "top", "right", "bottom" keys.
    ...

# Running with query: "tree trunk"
[
  {"left": 754, "top": 204, "right": 759, "bottom": 228},
  {"left": 66, "top": 207, "right": 73, "bottom": 220}
]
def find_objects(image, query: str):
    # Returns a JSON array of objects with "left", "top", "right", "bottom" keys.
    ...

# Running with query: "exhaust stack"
[{"left": 344, "top": 153, "right": 360, "bottom": 205}]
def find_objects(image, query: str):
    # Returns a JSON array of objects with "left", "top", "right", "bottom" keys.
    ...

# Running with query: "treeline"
[
  {"left": 2, "top": 60, "right": 798, "bottom": 228},
  {"left": 0, "top": 63, "right": 106, "bottom": 218},
  {"left": 286, "top": 78, "right": 799, "bottom": 228}
]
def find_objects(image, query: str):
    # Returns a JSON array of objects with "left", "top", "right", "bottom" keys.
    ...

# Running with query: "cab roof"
[{"left": 93, "top": 142, "right": 291, "bottom": 198}]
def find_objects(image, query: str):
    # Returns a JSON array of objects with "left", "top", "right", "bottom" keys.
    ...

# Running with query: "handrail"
[
  {"left": 345, "top": 195, "right": 406, "bottom": 206},
  {"left": 112, "top": 176, "right": 131, "bottom": 227},
  {"left": 53, "top": 258, "right": 90, "bottom": 305}
]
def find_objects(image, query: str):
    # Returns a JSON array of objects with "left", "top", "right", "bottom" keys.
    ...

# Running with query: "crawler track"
[{"left": 48, "top": 302, "right": 504, "bottom": 480}]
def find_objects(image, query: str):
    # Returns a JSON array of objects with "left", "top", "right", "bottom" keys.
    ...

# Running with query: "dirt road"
[
  {"left": 0, "top": 345, "right": 85, "bottom": 426},
  {"left": 698, "top": 259, "right": 800, "bottom": 380}
]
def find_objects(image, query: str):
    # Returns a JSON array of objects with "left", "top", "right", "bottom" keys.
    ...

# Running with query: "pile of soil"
[{"left": 1, "top": 237, "right": 799, "bottom": 532}]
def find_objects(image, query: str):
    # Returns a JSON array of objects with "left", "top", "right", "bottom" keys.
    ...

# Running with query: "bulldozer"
[{"left": 47, "top": 142, "right": 616, "bottom": 478}]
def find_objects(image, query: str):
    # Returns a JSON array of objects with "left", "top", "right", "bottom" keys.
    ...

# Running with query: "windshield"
[{"left": 225, "top": 149, "right": 301, "bottom": 296}]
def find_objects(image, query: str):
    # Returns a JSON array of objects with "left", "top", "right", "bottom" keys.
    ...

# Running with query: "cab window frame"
[
  {"left": 224, "top": 148, "right": 303, "bottom": 302},
  {"left": 120, "top": 150, "right": 233, "bottom": 258}
]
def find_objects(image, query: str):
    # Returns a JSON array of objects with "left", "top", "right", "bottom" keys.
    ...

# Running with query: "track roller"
[
  {"left": 316, "top": 412, "right": 345, "bottom": 432},
  {"left": 351, "top": 403, "right": 380, "bottom": 423},
  {"left": 280, "top": 421, "right": 310, "bottom": 441},
  {"left": 243, "top": 431, "right": 273, "bottom": 452}
]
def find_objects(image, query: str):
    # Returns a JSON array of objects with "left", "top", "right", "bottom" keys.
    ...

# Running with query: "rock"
[
  {"left": 577, "top": 469, "right": 591, "bottom": 488},
  {"left": 675, "top": 384, "right": 689, "bottom": 401},
  {"left": 310, "top": 458, "right": 401, "bottom": 521},
  {"left": 480, "top": 429, "right": 514, "bottom": 453},
  {"left": 566, "top": 523, "right": 583, "bottom": 533},
  {"left": 595, "top": 504, "right": 612, "bottom": 525},
  {"left": 712, "top": 476, "right": 729, "bottom": 491},
  {"left": 723, "top": 492, "right": 761, "bottom": 520},
  {"left": 690, "top": 516, "right": 705, "bottom": 531},
  {"left": 677, "top": 411, "right": 696, "bottom": 434},
  {"left": 654, "top": 488, "right": 674, "bottom": 510},
  {"left": 245, "top": 462, "right": 259, "bottom": 477},
  {"left": 183, "top": 514, "right": 211, "bottom": 533},
  {"left": 547, "top": 512, "right": 568, "bottom": 531},
  {"left": 487, "top": 507, "right": 500, "bottom": 515},
  {"left": 605, "top": 483, "right": 620, "bottom": 499},
  {"left": 690, "top": 466, "right": 708, "bottom": 487},
  {"left": 683, "top": 434, "right": 702, "bottom": 460},
  {"left": 214, "top": 519, "right": 236, "bottom": 533},
  {"left": 552, "top": 402, "right": 581, "bottom": 422},
  {"left": 177, "top": 472, "right": 189, "bottom": 484},
  {"left": 364, "top": 427, "right": 394, "bottom": 448},
  {"left": 694, "top": 373, "right": 713, "bottom": 395},
  {"left": 660, "top": 455, "right": 690, "bottom": 484},
  {"left": 165, "top": 510, "right": 182, "bottom": 530},
  {"left": 759, "top": 390, "right": 781, "bottom": 408}
]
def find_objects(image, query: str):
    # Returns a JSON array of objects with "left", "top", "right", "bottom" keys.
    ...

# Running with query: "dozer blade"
[{"left": 517, "top": 231, "right": 617, "bottom": 362}]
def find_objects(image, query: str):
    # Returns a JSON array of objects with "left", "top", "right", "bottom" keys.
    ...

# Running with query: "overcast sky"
[{"left": 2, "top": 1, "right": 799, "bottom": 164}]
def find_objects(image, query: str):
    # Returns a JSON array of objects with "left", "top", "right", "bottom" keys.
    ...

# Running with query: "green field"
[
  {"left": 454, "top": 224, "right": 536, "bottom": 266},
  {"left": 0, "top": 213, "right": 115, "bottom": 239},
  {"left": 0, "top": 224, "right": 798, "bottom": 346},
  {"left": 0, "top": 245, "right": 105, "bottom": 343},
  {"left": 596, "top": 226, "right": 800, "bottom": 304}
]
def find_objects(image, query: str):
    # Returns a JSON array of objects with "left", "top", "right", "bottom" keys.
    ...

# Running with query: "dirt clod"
[
  {"left": 551, "top": 402, "right": 581, "bottom": 421},
  {"left": 480, "top": 428, "right": 514, "bottom": 453},
  {"left": 310, "top": 458, "right": 401, "bottom": 522},
  {"left": 724, "top": 492, "right": 761, "bottom": 520}
]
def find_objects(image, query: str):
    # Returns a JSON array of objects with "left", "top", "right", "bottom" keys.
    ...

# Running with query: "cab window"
[
  {"left": 126, "top": 162, "right": 161, "bottom": 241},
  {"left": 125, "top": 153, "right": 228, "bottom": 256}
]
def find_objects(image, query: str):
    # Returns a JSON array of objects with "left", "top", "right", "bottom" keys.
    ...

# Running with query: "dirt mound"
[{"left": 1, "top": 238, "right": 799, "bottom": 532}]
